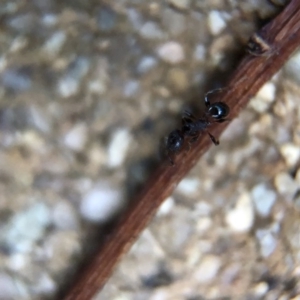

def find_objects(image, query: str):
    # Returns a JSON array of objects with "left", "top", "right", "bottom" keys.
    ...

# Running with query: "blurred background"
[{"left": 0, "top": 0, "right": 300, "bottom": 299}]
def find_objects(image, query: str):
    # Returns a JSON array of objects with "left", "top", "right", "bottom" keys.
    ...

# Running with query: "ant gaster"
[{"left": 166, "top": 89, "right": 230, "bottom": 165}]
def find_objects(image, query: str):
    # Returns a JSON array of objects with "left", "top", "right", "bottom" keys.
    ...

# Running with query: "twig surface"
[{"left": 63, "top": 1, "right": 300, "bottom": 299}]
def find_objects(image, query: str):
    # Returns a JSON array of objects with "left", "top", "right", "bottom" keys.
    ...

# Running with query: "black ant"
[{"left": 166, "top": 89, "right": 230, "bottom": 165}]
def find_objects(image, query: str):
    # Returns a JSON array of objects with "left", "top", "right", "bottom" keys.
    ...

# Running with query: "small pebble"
[
  {"left": 80, "top": 184, "right": 124, "bottom": 223},
  {"left": 96, "top": 6, "right": 117, "bottom": 31},
  {"left": 88, "top": 58, "right": 109, "bottom": 95},
  {"left": 8, "top": 13, "right": 36, "bottom": 33},
  {"left": 252, "top": 281, "right": 269, "bottom": 297},
  {"left": 196, "top": 217, "right": 212, "bottom": 232},
  {"left": 249, "top": 82, "right": 276, "bottom": 113},
  {"left": 139, "top": 22, "right": 164, "bottom": 39},
  {"left": 208, "top": 11, "right": 226, "bottom": 35},
  {"left": 162, "top": 9, "right": 186, "bottom": 36},
  {"left": 42, "top": 31, "right": 66, "bottom": 57},
  {"left": 52, "top": 202, "right": 78, "bottom": 230},
  {"left": 10, "top": 36, "right": 28, "bottom": 53},
  {"left": 226, "top": 193, "right": 254, "bottom": 233},
  {"left": 194, "top": 44, "right": 206, "bottom": 61},
  {"left": 166, "top": 68, "right": 189, "bottom": 92},
  {"left": 280, "top": 143, "right": 300, "bottom": 167},
  {"left": 193, "top": 201, "right": 212, "bottom": 217},
  {"left": 256, "top": 82, "right": 276, "bottom": 102},
  {"left": 63, "top": 123, "right": 88, "bottom": 152},
  {"left": 42, "top": 14, "right": 58, "bottom": 27},
  {"left": 43, "top": 232, "right": 80, "bottom": 273},
  {"left": 7, "top": 254, "right": 28, "bottom": 272},
  {"left": 31, "top": 273, "right": 56, "bottom": 296},
  {"left": 2, "top": 67, "right": 32, "bottom": 92},
  {"left": 27, "top": 105, "right": 51, "bottom": 133},
  {"left": 57, "top": 57, "right": 90, "bottom": 98},
  {"left": 274, "top": 172, "right": 299, "bottom": 200},
  {"left": 136, "top": 56, "right": 157, "bottom": 74},
  {"left": 284, "top": 50, "right": 300, "bottom": 83},
  {"left": 251, "top": 184, "right": 277, "bottom": 217},
  {"left": 176, "top": 177, "right": 201, "bottom": 195},
  {"left": 193, "top": 255, "right": 221, "bottom": 283},
  {"left": 123, "top": 80, "right": 140, "bottom": 98},
  {"left": 221, "top": 264, "right": 241, "bottom": 285},
  {"left": 0, "top": 273, "right": 28, "bottom": 299},
  {"left": 156, "top": 41, "right": 185, "bottom": 64},
  {"left": 168, "top": 0, "right": 191, "bottom": 10},
  {"left": 256, "top": 229, "right": 277, "bottom": 257},
  {"left": 3, "top": 203, "right": 51, "bottom": 253},
  {"left": 157, "top": 197, "right": 175, "bottom": 216},
  {"left": 107, "top": 128, "right": 132, "bottom": 168},
  {"left": 127, "top": 8, "right": 143, "bottom": 30}
]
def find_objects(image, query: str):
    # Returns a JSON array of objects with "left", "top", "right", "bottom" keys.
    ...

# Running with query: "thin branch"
[{"left": 63, "top": 1, "right": 300, "bottom": 299}]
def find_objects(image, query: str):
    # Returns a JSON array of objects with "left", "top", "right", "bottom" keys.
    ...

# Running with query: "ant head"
[{"left": 208, "top": 102, "right": 229, "bottom": 120}]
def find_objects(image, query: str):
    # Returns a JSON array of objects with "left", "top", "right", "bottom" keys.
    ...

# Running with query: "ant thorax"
[{"left": 165, "top": 88, "right": 230, "bottom": 165}]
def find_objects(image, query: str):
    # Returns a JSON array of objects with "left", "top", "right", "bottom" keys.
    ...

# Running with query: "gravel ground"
[{"left": 1, "top": 0, "right": 300, "bottom": 299}]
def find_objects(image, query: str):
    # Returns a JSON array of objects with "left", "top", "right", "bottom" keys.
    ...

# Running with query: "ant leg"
[
  {"left": 207, "top": 131, "right": 219, "bottom": 145},
  {"left": 185, "top": 133, "right": 200, "bottom": 152},
  {"left": 168, "top": 154, "right": 175, "bottom": 166},
  {"left": 204, "top": 88, "right": 225, "bottom": 108},
  {"left": 182, "top": 117, "right": 192, "bottom": 126},
  {"left": 215, "top": 118, "right": 230, "bottom": 123},
  {"left": 189, "top": 133, "right": 199, "bottom": 144},
  {"left": 182, "top": 110, "right": 196, "bottom": 121}
]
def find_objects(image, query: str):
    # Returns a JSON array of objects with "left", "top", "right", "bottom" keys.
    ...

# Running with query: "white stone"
[
  {"left": 32, "top": 273, "right": 57, "bottom": 295},
  {"left": 52, "top": 202, "right": 78, "bottom": 230},
  {"left": 137, "top": 56, "right": 157, "bottom": 74},
  {"left": 57, "top": 76, "right": 78, "bottom": 98},
  {"left": 252, "top": 282, "right": 269, "bottom": 297},
  {"left": 196, "top": 217, "right": 212, "bottom": 232},
  {"left": 0, "top": 273, "right": 27, "bottom": 299},
  {"left": 226, "top": 193, "right": 254, "bottom": 233},
  {"left": 88, "top": 79, "right": 107, "bottom": 95},
  {"left": 176, "top": 177, "right": 200, "bottom": 195},
  {"left": 274, "top": 172, "right": 299, "bottom": 199},
  {"left": 156, "top": 41, "right": 185, "bottom": 64},
  {"left": 256, "top": 82, "right": 276, "bottom": 102},
  {"left": 193, "top": 255, "right": 221, "bottom": 283},
  {"left": 107, "top": 128, "right": 132, "bottom": 168},
  {"left": 284, "top": 50, "right": 300, "bottom": 82},
  {"left": 193, "top": 201, "right": 212, "bottom": 217},
  {"left": 80, "top": 184, "right": 124, "bottom": 223},
  {"left": 157, "top": 197, "right": 175, "bottom": 216},
  {"left": 42, "top": 14, "right": 58, "bottom": 27},
  {"left": 208, "top": 11, "right": 226, "bottom": 35},
  {"left": 63, "top": 123, "right": 88, "bottom": 152},
  {"left": 42, "top": 31, "right": 66, "bottom": 56},
  {"left": 249, "top": 82, "right": 276, "bottom": 113},
  {"left": 139, "top": 22, "right": 164, "bottom": 39},
  {"left": 194, "top": 44, "right": 206, "bottom": 61},
  {"left": 251, "top": 184, "right": 277, "bottom": 217},
  {"left": 57, "top": 57, "right": 90, "bottom": 98},
  {"left": 256, "top": 229, "right": 277, "bottom": 257},
  {"left": 123, "top": 80, "right": 140, "bottom": 98},
  {"left": 2, "top": 203, "right": 51, "bottom": 253},
  {"left": 280, "top": 143, "right": 300, "bottom": 167}
]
